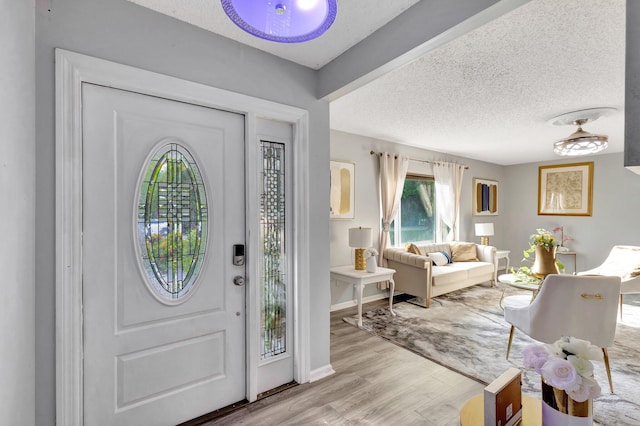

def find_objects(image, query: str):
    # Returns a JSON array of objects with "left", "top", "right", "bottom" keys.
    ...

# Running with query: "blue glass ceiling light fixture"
[{"left": 221, "top": 0, "right": 337, "bottom": 43}]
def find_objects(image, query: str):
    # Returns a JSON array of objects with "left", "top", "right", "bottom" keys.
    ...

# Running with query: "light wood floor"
[{"left": 206, "top": 299, "right": 485, "bottom": 425}]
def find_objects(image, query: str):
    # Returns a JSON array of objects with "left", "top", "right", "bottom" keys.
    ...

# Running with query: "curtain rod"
[{"left": 369, "top": 150, "right": 469, "bottom": 169}]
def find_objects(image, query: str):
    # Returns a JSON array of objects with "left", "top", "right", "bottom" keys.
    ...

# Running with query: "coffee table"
[
  {"left": 497, "top": 273, "right": 541, "bottom": 307},
  {"left": 459, "top": 394, "right": 598, "bottom": 426},
  {"left": 460, "top": 394, "right": 541, "bottom": 426}
]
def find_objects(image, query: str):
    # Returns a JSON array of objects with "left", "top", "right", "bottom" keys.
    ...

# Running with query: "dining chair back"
[
  {"left": 578, "top": 245, "right": 640, "bottom": 320},
  {"left": 504, "top": 274, "right": 621, "bottom": 392}
]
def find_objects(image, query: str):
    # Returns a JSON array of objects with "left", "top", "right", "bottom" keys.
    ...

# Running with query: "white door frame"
[{"left": 55, "top": 48, "right": 311, "bottom": 426}]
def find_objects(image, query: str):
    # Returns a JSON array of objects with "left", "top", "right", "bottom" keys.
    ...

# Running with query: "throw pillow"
[
  {"left": 450, "top": 242, "right": 479, "bottom": 262},
  {"left": 428, "top": 252, "right": 449, "bottom": 266},
  {"left": 440, "top": 250, "right": 453, "bottom": 264},
  {"left": 406, "top": 243, "right": 423, "bottom": 255}
]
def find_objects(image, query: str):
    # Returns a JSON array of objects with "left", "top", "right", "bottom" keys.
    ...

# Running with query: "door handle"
[{"left": 233, "top": 276, "right": 245, "bottom": 286}]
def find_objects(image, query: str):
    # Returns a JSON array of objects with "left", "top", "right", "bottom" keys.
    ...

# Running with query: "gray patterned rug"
[{"left": 343, "top": 284, "right": 640, "bottom": 426}]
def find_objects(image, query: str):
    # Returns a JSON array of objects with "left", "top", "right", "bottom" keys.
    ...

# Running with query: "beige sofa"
[{"left": 384, "top": 242, "right": 497, "bottom": 308}]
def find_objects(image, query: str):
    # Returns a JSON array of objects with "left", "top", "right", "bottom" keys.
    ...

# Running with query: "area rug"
[{"left": 343, "top": 285, "right": 640, "bottom": 425}]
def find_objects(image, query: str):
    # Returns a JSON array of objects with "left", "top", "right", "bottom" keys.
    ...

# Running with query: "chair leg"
[
  {"left": 506, "top": 325, "right": 515, "bottom": 360},
  {"left": 602, "top": 348, "right": 614, "bottom": 394},
  {"left": 620, "top": 294, "right": 623, "bottom": 321}
]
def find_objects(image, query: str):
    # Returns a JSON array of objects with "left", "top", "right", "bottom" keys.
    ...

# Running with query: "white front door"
[{"left": 82, "top": 83, "right": 245, "bottom": 425}]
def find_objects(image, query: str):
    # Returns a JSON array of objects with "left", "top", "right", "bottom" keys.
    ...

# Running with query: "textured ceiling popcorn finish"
[
  {"left": 127, "top": 0, "right": 625, "bottom": 165},
  {"left": 330, "top": 0, "right": 625, "bottom": 165}
]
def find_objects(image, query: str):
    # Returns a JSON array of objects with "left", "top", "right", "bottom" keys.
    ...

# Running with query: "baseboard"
[
  {"left": 309, "top": 364, "right": 335, "bottom": 383},
  {"left": 330, "top": 292, "right": 390, "bottom": 312}
]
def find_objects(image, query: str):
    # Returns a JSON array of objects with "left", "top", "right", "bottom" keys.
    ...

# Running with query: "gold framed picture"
[
  {"left": 329, "top": 160, "right": 355, "bottom": 219},
  {"left": 538, "top": 162, "right": 593, "bottom": 216},
  {"left": 473, "top": 178, "right": 499, "bottom": 216}
]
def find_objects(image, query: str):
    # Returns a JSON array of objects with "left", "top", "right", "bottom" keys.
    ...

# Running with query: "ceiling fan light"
[
  {"left": 553, "top": 128, "right": 608, "bottom": 156},
  {"left": 549, "top": 109, "right": 614, "bottom": 157},
  {"left": 221, "top": 0, "right": 337, "bottom": 43}
]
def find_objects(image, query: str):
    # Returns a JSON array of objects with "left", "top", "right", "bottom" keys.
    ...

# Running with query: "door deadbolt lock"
[
  {"left": 233, "top": 244, "right": 245, "bottom": 266},
  {"left": 233, "top": 276, "right": 245, "bottom": 286}
]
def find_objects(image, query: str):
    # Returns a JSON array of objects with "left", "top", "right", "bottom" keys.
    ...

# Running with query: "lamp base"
[
  {"left": 354, "top": 248, "right": 366, "bottom": 270},
  {"left": 480, "top": 236, "right": 490, "bottom": 246}
]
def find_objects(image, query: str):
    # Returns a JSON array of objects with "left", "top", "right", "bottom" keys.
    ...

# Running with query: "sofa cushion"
[
  {"left": 431, "top": 267, "right": 468, "bottom": 286},
  {"left": 406, "top": 243, "right": 423, "bottom": 255},
  {"left": 428, "top": 252, "right": 449, "bottom": 266},
  {"left": 432, "top": 262, "right": 493, "bottom": 286},
  {"left": 459, "top": 261, "right": 494, "bottom": 278},
  {"left": 450, "top": 242, "right": 479, "bottom": 262}
]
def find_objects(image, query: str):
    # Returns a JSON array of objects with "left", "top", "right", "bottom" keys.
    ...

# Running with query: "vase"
[
  {"left": 541, "top": 380, "right": 592, "bottom": 425},
  {"left": 532, "top": 245, "right": 559, "bottom": 278},
  {"left": 366, "top": 256, "right": 377, "bottom": 273}
]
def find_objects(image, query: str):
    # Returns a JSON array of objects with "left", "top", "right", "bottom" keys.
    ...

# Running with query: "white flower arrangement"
[
  {"left": 523, "top": 336, "right": 602, "bottom": 402},
  {"left": 363, "top": 248, "right": 378, "bottom": 259}
]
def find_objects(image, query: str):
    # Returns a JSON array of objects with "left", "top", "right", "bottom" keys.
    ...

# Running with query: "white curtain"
[
  {"left": 378, "top": 153, "right": 409, "bottom": 268},
  {"left": 433, "top": 162, "right": 465, "bottom": 242}
]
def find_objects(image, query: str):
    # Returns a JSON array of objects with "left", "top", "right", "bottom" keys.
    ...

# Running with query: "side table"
[
  {"left": 496, "top": 249, "right": 511, "bottom": 273},
  {"left": 330, "top": 265, "right": 396, "bottom": 327}
]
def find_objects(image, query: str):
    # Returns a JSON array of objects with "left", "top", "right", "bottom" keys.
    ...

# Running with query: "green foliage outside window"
[{"left": 390, "top": 177, "right": 436, "bottom": 245}]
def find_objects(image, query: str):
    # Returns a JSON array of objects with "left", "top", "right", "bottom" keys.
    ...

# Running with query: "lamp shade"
[
  {"left": 349, "top": 227, "right": 372, "bottom": 248},
  {"left": 221, "top": 0, "right": 338, "bottom": 43},
  {"left": 475, "top": 223, "right": 494, "bottom": 237}
]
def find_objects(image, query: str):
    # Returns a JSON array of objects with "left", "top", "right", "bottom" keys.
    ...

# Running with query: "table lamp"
[
  {"left": 349, "top": 227, "right": 372, "bottom": 270},
  {"left": 475, "top": 223, "right": 494, "bottom": 246}
]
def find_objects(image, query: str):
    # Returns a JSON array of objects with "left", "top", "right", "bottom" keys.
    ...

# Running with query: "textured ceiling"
[
  {"left": 330, "top": 0, "right": 626, "bottom": 165},
  {"left": 128, "top": 0, "right": 626, "bottom": 166},
  {"left": 126, "top": 0, "right": 421, "bottom": 69}
]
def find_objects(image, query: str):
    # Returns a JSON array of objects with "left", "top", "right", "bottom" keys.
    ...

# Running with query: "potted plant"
[{"left": 511, "top": 229, "right": 564, "bottom": 282}]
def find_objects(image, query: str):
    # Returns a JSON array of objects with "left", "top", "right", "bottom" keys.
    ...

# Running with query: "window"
[
  {"left": 136, "top": 142, "right": 208, "bottom": 302},
  {"left": 389, "top": 174, "right": 436, "bottom": 246},
  {"left": 260, "top": 140, "right": 288, "bottom": 360}
]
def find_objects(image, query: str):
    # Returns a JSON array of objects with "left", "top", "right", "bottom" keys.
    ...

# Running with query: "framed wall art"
[
  {"left": 329, "top": 160, "right": 355, "bottom": 219},
  {"left": 538, "top": 162, "right": 593, "bottom": 216},
  {"left": 473, "top": 178, "right": 499, "bottom": 216}
]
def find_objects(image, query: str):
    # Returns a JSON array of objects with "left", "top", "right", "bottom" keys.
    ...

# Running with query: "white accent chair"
[
  {"left": 577, "top": 245, "right": 640, "bottom": 320},
  {"left": 504, "top": 274, "right": 621, "bottom": 393}
]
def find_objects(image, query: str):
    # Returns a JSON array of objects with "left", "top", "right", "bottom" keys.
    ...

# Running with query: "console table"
[
  {"left": 330, "top": 265, "right": 396, "bottom": 327},
  {"left": 557, "top": 250, "right": 577, "bottom": 274}
]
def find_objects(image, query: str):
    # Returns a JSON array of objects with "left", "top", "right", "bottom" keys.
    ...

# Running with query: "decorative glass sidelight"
[
  {"left": 137, "top": 142, "right": 208, "bottom": 301},
  {"left": 260, "top": 141, "right": 287, "bottom": 359}
]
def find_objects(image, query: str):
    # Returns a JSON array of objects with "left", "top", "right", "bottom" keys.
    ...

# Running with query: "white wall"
[
  {"left": 503, "top": 153, "right": 640, "bottom": 273},
  {"left": 0, "top": 0, "right": 35, "bottom": 424},
  {"left": 35, "top": 1, "right": 329, "bottom": 423},
  {"left": 330, "top": 130, "right": 505, "bottom": 307}
]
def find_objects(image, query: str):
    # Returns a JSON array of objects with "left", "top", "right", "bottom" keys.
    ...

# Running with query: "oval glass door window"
[{"left": 136, "top": 141, "right": 208, "bottom": 302}]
